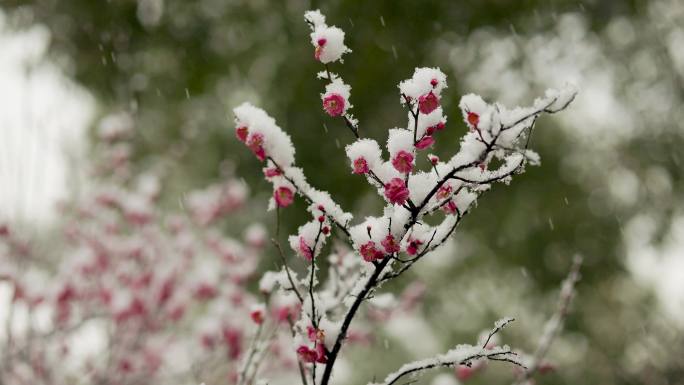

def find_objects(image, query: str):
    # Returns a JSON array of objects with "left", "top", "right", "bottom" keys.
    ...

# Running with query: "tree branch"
[
  {"left": 374, "top": 319, "right": 524, "bottom": 385},
  {"left": 514, "top": 255, "right": 582, "bottom": 384}
]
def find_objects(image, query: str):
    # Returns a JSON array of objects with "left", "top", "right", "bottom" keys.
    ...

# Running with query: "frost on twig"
[
  {"left": 371, "top": 318, "right": 523, "bottom": 385},
  {"left": 514, "top": 255, "right": 583, "bottom": 384}
]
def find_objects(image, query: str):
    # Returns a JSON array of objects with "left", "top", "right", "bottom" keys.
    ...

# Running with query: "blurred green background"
[{"left": 2, "top": 0, "right": 683, "bottom": 384}]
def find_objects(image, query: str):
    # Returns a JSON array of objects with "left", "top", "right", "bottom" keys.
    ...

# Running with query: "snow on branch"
[
  {"left": 514, "top": 255, "right": 583, "bottom": 384},
  {"left": 371, "top": 318, "right": 523, "bottom": 385},
  {"left": 230, "top": 8, "right": 578, "bottom": 385},
  {"left": 0, "top": 7, "right": 581, "bottom": 385}
]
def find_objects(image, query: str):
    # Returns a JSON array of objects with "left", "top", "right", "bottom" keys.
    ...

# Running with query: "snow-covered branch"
[
  {"left": 372, "top": 318, "right": 523, "bottom": 385},
  {"left": 514, "top": 255, "right": 583, "bottom": 384},
  {"left": 231, "top": 8, "right": 578, "bottom": 385}
]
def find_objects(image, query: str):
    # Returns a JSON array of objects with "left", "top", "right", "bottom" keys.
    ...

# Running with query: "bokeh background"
[{"left": 1, "top": 0, "right": 683, "bottom": 384}]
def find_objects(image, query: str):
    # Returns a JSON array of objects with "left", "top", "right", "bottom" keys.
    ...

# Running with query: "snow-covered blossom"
[
  {"left": 322, "top": 78, "right": 352, "bottom": 117},
  {"left": 233, "top": 103, "right": 296, "bottom": 167},
  {"left": 381, "top": 234, "right": 401, "bottom": 254},
  {"left": 442, "top": 200, "right": 458, "bottom": 215},
  {"left": 392, "top": 150, "right": 414, "bottom": 174},
  {"left": 412, "top": 107, "right": 447, "bottom": 138},
  {"left": 346, "top": 139, "right": 382, "bottom": 174},
  {"left": 384, "top": 178, "right": 410, "bottom": 205},
  {"left": 387, "top": 129, "right": 413, "bottom": 157},
  {"left": 418, "top": 91, "right": 440, "bottom": 114},
  {"left": 406, "top": 237, "right": 424, "bottom": 256},
  {"left": 244, "top": 223, "right": 267, "bottom": 248},
  {"left": 353, "top": 158, "right": 370, "bottom": 174},
  {"left": 274, "top": 186, "right": 294, "bottom": 207},
  {"left": 289, "top": 220, "right": 329, "bottom": 261},
  {"left": 297, "top": 344, "right": 327, "bottom": 364},
  {"left": 306, "top": 10, "right": 351, "bottom": 64},
  {"left": 250, "top": 303, "right": 266, "bottom": 324},
  {"left": 186, "top": 181, "right": 248, "bottom": 225},
  {"left": 387, "top": 129, "right": 415, "bottom": 173},
  {"left": 415, "top": 135, "right": 435, "bottom": 150},
  {"left": 235, "top": 125, "right": 249, "bottom": 142},
  {"left": 459, "top": 94, "right": 491, "bottom": 132},
  {"left": 399, "top": 67, "right": 447, "bottom": 104},
  {"left": 360, "top": 241, "right": 385, "bottom": 262},
  {"left": 322, "top": 93, "right": 346, "bottom": 116}
]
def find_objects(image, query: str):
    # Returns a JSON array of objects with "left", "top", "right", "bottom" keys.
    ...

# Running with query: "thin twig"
[
  {"left": 378, "top": 319, "right": 524, "bottom": 385},
  {"left": 514, "top": 256, "right": 583, "bottom": 384},
  {"left": 270, "top": 238, "right": 304, "bottom": 303},
  {"left": 267, "top": 156, "right": 351, "bottom": 238}
]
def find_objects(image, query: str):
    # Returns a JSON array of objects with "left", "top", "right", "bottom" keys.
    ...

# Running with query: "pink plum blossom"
[
  {"left": 246, "top": 133, "right": 266, "bottom": 161},
  {"left": 298, "top": 236, "right": 313, "bottom": 261},
  {"left": 322, "top": 93, "right": 346, "bottom": 117},
  {"left": 467, "top": 111, "right": 480, "bottom": 129},
  {"left": 314, "top": 38, "right": 327, "bottom": 61},
  {"left": 235, "top": 126, "right": 248, "bottom": 142},
  {"left": 274, "top": 186, "right": 294, "bottom": 207},
  {"left": 392, "top": 150, "right": 414, "bottom": 174},
  {"left": 353, "top": 157, "right": 369, "bottom": 174},
  {"left": 360, "top": 241, "right": 384, "bottom": 262},
  {"left": 384, "top": 178, "right": 410, "bottom": 205},
  {"left": 415, "top": 135, "right": 435, "bottom": 150},
  {"left": 381, "top": 234, "right": 401, "bottom": 254},
  {"left": 406, "top": 238, "right": 424, "bottom": 256},
  {"left": 418, "top": 91, "right": 440, "bottom": 114}
]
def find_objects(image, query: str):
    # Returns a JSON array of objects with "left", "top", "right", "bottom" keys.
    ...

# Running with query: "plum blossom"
[
  {"left": 406, "top": 238, "right": 424, "bottom": 256},
  {"left": 323, "top": 93, "right": 346, "bottom": 116},
  {"left": 360, "top": 241, "right": 385, "bottom": 262},
  {"left": 426, "top": 121, "right": 446, "bottom": 135},
  {"left": 384, "top": 178, "right": 410, "bottom": 205},
  {"left": 353, "top": 158, "right": 369, "bottom": 174},
  {"left": 249, "top": 303, "right": 266, "bottom": 324},
  {"left": 415, "top": 135, "right": 435, "bottom": 150},
  {"left": 321, "top": 78, "right": 351, "bottom": 117},
  {"left": 289, "top": 220, "right": 329, "bottom": 261},
  {"left": 274, "top": 186, "right": 294, "bottom": 207},
  {"left": 392, "top": 150, "right": 415, "bottom": 173},
  {"left": 235, "top": 125, "right": 248, "bottom": 142},
  {"left": 443, "top": 200, "right": 458, "bottom": 215},
  {"left": 234, "top": 102, "right": 296, "bottom": 167},
  {"left": 298, "top": 236, "right": 314, "bottom": 260},
  {"left": 263, "top": 166, "right": 282, "bottom": 178},
  {"left": 305, "top": 10, "right": 351, "bottom": 64},
  {"left": 297, "top": 344, "right": 327, "bottom": 364},
  {"left": 381, "top": 234, "right": 401, "bottom": 254},
  {"left": 418, "top": 91, "right": 440, "bottom": 114},
  {"left": 346, "top": 139, "right": 382, "bottom": 175},
  {"left": 399, "top": 67, "right": 447, "bottom": 104},
  {"left": 246, "top": 133, "right": 266, "bottom": 161},
  {"left": 467, "top": 111, "right": 480, "bottom": 129}
]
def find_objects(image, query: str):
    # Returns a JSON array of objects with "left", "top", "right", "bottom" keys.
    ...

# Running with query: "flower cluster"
[
  {"left": 303, "top": 10, "right": 358, "bottom": 132},
  {"left": 231, "top": 9, "right": 577, "bottom": 385},
  {"left": 0, "top": 116, "right": 288, "bottom": 385},
  {"left": 1, "top": 8, "right": 580, "bottom": 385}
]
